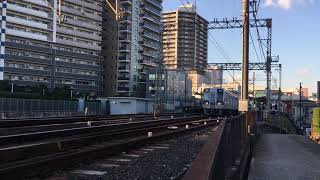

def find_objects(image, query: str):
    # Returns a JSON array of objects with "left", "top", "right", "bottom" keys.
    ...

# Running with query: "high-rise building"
[
  {"left": 162, "top": 4, "right": 208, "bottom": 71},
  {"left": 0, "top": 0, "right": 103, "bottom": 95},
  {"left": 117, "top": 0, "right": 163, "bottom": 98},
  {"left": 102, "top": 0, "right": 118, "bottom": 97},
  {"left": 317, "top": 81, "right": 320, "bottom": 103},
  {"left": 301, "top": 87, "right": 308, "bottom": 98}
]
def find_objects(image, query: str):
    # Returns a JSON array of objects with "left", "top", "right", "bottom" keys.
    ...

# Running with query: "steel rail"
[
  {"left": 0, "top": 116, "right": 204, "bottom": 146},
  {"left": 0, "top": 118, "right": 219, "bottom": 179},
  {"left": 0, "top": 112, "right": 197, "bottom": 128}
]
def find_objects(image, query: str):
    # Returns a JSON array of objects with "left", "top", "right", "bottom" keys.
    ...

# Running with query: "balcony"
[
  {"left": 120, "top": 14, "right": 132, "bottom": 23},
  {"left": 142, "top": 5, "right": 161, "bottom": 18},
  {"left": 118, "top": 56, "right": 131, "bottom": 62},
  {"left": 57, "top": 27, "right": 101, "bottom": 41},
  {"left": 65, "top": 0, "right": 102, "bottom": 10},
  {"left": 139, "top": 59, "right": 157, "bottom": 67},
  {"left": 56, "top": 38, "right": 101, "bottom": 51},
  {"left": 62, "top": 6, "right": 101, "bottom": 21},
  {"left": 7, "top": 4, "right": 49, "bottom": 19},
  {"left": 118, "top": 76, "right": 130, "bottom": 81},
  {"left": 7, "top": 16, "right": 48, "bottom": 30},
  {"left": 141, "top": 23, "right": 160, "bottom": 33},
  {"left": 6, "top": 29, "right": 48, "bottom": 41},
  {"left": 141, "top": 52, "right": 158, "bottom": 59},
  {"left": 140, "top": 41, "right": 158, "bottom": 50},
  {"left": 144, "top": 0, "right": 163, "bottom": 10},
  {"left": 118, "top": 66, "right": 130, "bottom": 72},
  {"left": 119, "top": 46, "right": 131, "bottom": 52},
  {"left": 120, "top": 0, "right": 132, "bottom": 5},
  {"left": 141, "top": 32, "right": 160, "bottom": 42},
  {"left": 121, "top": 8, "right": 132, "bottom": 14},
  {"left": 141, "top": 14, "right": 159, "bottom": 25},
  {"left": 119, "top": 36, "right": 131, "bottom": 42},
  {"left": 117, "top": 87, "right": 130, "bottom": 91},
  {"left": 119, "top": 27, "right": 132, "bottom": 33},
  {"left": 138, "top": 78, "right": 147, "bottom": 83},
  {"left": 138, "top": 68, "right": 146, "bottom": 74}
]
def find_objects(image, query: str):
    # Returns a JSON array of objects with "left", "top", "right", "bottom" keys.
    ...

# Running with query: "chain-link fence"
[{"left": 0, "top": 98, "right": 103, "bottom": 119}]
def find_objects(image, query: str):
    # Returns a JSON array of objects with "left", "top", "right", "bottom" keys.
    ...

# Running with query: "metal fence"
[
  {"left": 183, "top": 112, "right": 257, "bottom": 180},
  {"left": 0, "top": 98, "right": 102, "bottom": 119}
]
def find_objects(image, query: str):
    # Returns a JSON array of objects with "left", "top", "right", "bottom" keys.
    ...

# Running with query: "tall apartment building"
[
  {"left": 0, "top": 0, "right": 103, "bottom": 95},
  {"left": 102, "top": 0, "right": 118, "bottom": 97},
  {"left": 163, "top": 4, "right": 208, "bottom": 71},
  {"left": 117, "top": 0, "right": 163, "bottom": 98}
]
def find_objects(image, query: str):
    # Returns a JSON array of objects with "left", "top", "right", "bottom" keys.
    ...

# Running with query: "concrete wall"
[{"left": 109, "top": 97, "right": 154, "bottom": 115}]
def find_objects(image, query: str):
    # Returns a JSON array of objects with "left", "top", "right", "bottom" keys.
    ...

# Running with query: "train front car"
[
  {"left": 202, "top": 88, "right": 239, "bottom": 117},
  {"left": 202, "top": 88, "right": 214, "bottom": 114}
]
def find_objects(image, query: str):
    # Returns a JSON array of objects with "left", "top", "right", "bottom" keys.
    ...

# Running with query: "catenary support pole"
[{"left": 239, "top": 0, "right": 250, "bottom": 112}]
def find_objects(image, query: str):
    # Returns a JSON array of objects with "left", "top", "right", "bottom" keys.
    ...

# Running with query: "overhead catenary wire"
[
  {"left": 178, "top": 0, "right": 242, "bottom": 84},
  {"left": 249, "top": 30, "right": 262, "bottom": 64}
]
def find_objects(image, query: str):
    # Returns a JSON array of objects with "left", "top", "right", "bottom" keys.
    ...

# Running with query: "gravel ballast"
[{"left": 47, "top": 126, "right": 217, "bottom": 180}]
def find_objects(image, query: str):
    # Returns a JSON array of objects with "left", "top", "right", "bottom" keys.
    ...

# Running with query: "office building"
[
  {"left": 317, "top": 81, "right": 320, "bottom": 104},
  {"left": 117, "top": 0, "right": 163, "bottom": 97},
  {"left": 0, "top": 0, "right": 103, "bottom": 95},
  {"left": 162, "top": 4, "right": 208, "bottom": 71},
  {"left": 188, "top": 65, "right": 223, "bottom": 98},
  {"left": 147, "top": 69, "right": 193, "bottom": 111}
]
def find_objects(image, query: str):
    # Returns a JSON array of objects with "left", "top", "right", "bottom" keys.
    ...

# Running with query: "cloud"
[
  {"left": 295, "top": 68, "right": 312, "bottom": 76},
  {"left": 278, "top": 0, "right": 293, "bottom": 9},
  {"left": 264, "top": 0, "right": 314, "bottom": 10}
]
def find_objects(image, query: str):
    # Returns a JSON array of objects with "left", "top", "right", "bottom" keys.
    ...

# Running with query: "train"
[{"left": 202, "top": 88, "right": 239, "bottom": 116}]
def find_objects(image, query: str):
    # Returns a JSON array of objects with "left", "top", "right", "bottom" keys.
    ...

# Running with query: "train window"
[{"left": 217, "top": 89, "right": 224, "bottom": 103}]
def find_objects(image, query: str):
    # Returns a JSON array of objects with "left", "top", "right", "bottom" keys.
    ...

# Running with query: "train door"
[{"left": 217, "top": 88, "right": 224, "bottom": 105}]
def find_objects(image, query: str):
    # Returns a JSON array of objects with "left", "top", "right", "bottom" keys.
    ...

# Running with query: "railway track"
[
  {"left": 0, "top": 112, "right": 198, "bottom": 128},
  {"left": 0, "top": 116, "right": 219, "bottom": 179}
]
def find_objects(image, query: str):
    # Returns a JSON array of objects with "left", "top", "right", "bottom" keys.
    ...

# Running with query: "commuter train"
[{"left": 202, "top": 88, "right": 239, "bottom": 116}]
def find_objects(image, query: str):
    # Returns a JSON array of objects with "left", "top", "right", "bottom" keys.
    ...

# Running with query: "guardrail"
[{"left": 183, "top": 112, "right": 257, "bottom": 180}]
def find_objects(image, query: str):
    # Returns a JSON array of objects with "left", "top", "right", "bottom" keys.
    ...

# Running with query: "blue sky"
[{"left": 163, "top": 0, "right": 320, "bottom": 94}]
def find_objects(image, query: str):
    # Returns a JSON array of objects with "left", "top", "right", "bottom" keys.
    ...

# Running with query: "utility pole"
[
  {"left": 277, "top": 64, "right": 282, "bottom": 112},
  {"left": 239, "top": 0, "right": 250, "bottom": 112},
  {"left": 299, "top": 82, "right": 302, "bottom": 125},
  {"left": 265, "top": 20, "right": 272, "bottom": 116},
  {"left": 184, "top": 71, "right": 187, "bottom": 108},
  {"left": 253, "top": 72, "right": 255, "bottom": 109}
]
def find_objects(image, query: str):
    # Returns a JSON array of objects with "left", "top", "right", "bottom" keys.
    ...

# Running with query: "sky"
[{"left": 163, "top": 0, "right": 320, "bottom": 94}]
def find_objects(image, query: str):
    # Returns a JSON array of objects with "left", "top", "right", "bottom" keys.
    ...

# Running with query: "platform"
[{"left": 248, "top": 134, "right": 320, "bottom": 180}]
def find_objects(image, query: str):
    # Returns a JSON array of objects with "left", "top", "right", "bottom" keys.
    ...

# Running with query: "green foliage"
[
  {"left": 0, "top": 83, "right": 75, "bottom": 100},
  {"left": 0, "top": 80, "right": 11, "bottom": 91},
  {"left": 0, "top": 80, "right": 101, "bottom": 100},
  {"left": 266, "top": 114, "right": 297, "bottom": 134}
]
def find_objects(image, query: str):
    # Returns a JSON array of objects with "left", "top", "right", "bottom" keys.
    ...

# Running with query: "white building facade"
[
  {"left": 0, "top": 0, "right": 103, "bottom": 95},
  {"left": 117, "top": 0, "right": 163, "bottom": 98}
]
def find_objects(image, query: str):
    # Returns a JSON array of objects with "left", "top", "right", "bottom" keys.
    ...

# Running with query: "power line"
[
  {"left": 178, "top": 0, "right": 238, "bottom": 83},
  {"left": 249, "top": 30, "right": 262, "bottom": 64},
  {"left": 252, "top": 2, "right": 266, "bottom": 62}
]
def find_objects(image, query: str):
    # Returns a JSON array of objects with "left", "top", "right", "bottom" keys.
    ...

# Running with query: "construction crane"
[
  {"left": 105, "top": 0, "right": 120, "bottom": 20},
  {"left": 43, "top": 0, "right": 120, "bottom": 24}
]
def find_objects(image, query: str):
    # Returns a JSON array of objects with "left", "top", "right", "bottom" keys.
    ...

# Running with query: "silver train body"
[{"left": 202, "top": 88, "right": 239, "bottom": 115}]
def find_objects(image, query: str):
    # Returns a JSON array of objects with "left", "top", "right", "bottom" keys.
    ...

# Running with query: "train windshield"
[
  {"left": 217, "top": 89, "right": 224, "bottom": 103},
  {"left": 203, "top": 91, "right": 211, "bottom": 100}
]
